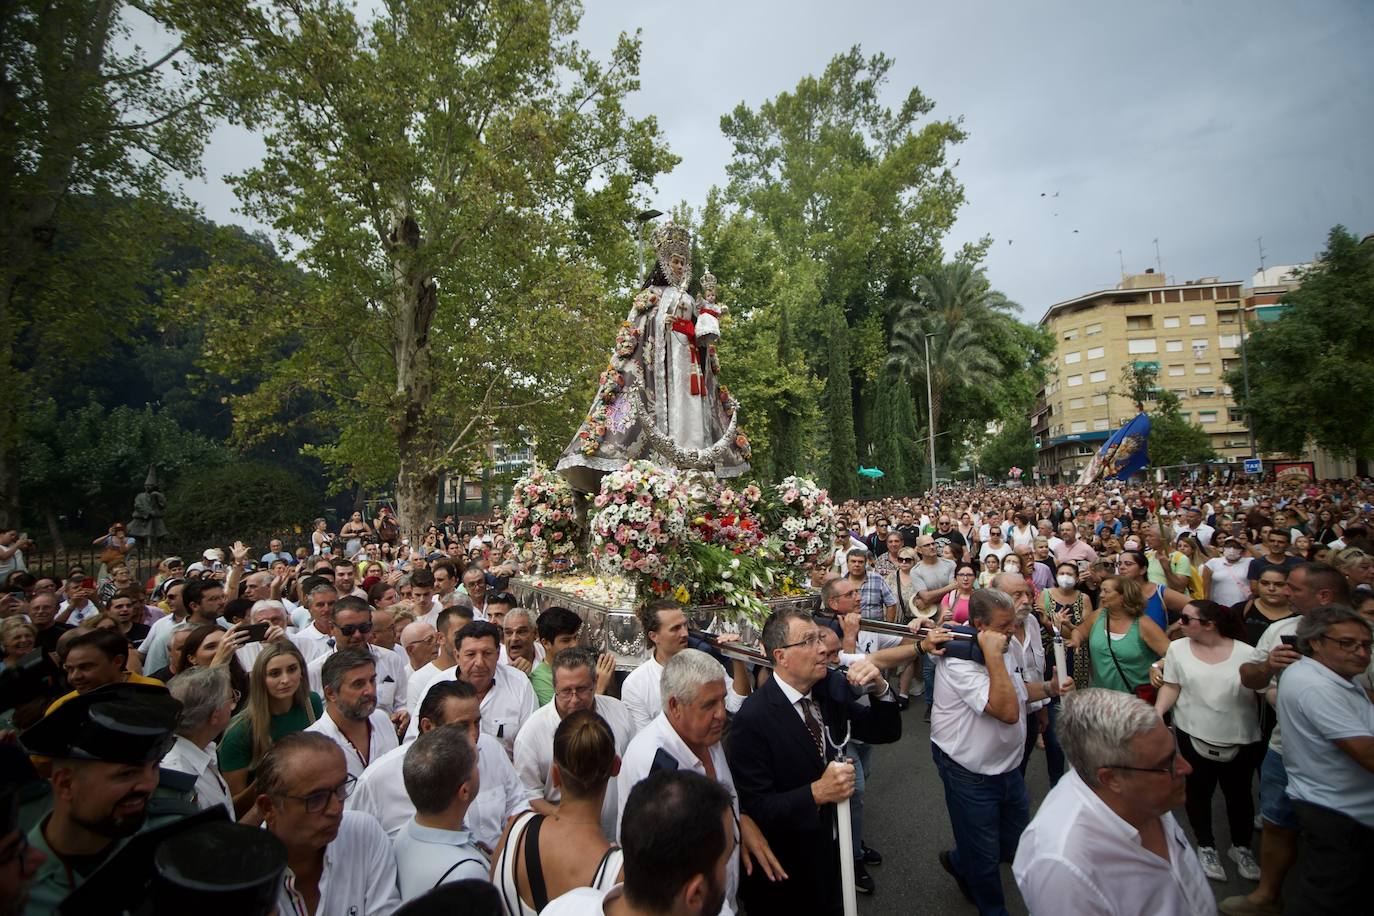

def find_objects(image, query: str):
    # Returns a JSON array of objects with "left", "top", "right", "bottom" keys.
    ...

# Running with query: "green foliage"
[
  {"left": 1118, "top": 362, "right": 1160, "bottom": 413},
  {"left": 1148, "top": 390, "right": 1217, "bottom": 467},
  {"left": 1225, "top": 226, "right": 1374, "bottom": 458},
  {"left": 0, "top": 0, "right": 227, "bottom": 525},
  {"left": 165, "top": 462, "right": 321, "bottom": 547},
  {"left": 185, "top": 0, "right": 678, "bottom": 534},
  {"left": 717, "top": 47, "right": 967, "bottom": 486},
  {"left": 20, "top": 400, "right": 227, "bottom": 528},
  {"left": 824, "top": 306, "right": 858, "bottom": 500},
  {"left": 978, "top": 423, "right": 1037, "bottom": 479}
]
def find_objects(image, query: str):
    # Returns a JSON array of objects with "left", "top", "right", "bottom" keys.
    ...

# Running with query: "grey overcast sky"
[{"left": 180, "top": 0, "right": 1374, "bottom": 320}]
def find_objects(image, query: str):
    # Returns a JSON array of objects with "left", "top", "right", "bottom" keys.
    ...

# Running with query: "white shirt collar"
[{"left": 773, "top": 674, "right": 810, "bottom": 707}]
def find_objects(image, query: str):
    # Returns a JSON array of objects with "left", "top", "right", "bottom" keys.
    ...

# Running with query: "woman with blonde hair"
[
  {"left": 492, "top": 709, "right": 623, "bottom": 913},
  {"left": 1072, "top": 574, "right": 1170, "bottom": 696},
  {"left": 217, "top": 641, "right": 322, "bottom": 816}
]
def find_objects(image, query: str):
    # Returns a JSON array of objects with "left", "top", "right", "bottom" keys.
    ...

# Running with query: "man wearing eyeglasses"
[
  {"left": 515, "top": 649, "right": 633, "bottom": 836},
  {"left": 1013, "top": 689, "right": 1212, "bottom": 916},
  {"left": 257, "top": 731, "right": 400, "bottom": 915},
  {"left": 1273, "top": 605, "right": 1374, "bottom": 915},
  {"left": 306, "top": 596, "right": 410, "bottom": 733},
  {"left": 728, "top": 609, "right": 899, "bottom": 915}
]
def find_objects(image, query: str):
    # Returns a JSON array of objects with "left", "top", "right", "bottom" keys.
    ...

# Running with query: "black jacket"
[{"left": 726, "top": 672, "right": 900, "bottom": 915}]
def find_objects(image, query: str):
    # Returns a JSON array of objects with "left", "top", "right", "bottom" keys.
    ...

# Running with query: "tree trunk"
[
  {"left": 44, "top": 504, "right": 65, "bottom": 553},
  {"left": 386, "top": 203, "right": 439, "bottom": 545}
]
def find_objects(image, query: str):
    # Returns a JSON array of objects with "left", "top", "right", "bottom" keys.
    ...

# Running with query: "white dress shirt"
[
  {"left": 306, "top": 643, "right": 410, "bottom": 713},
  {"left": 406, "top": 660, "right": 446, "bottom": 723},
  {"left": 1011, "top": 614, "right": 1049, "bottom": 713},
  {"left": 1013, "top": 770, "right": 1214, "bottom": 916},
  {"left": 513, "top": 696, "right": 633, "bottom": 837},
  {"left": 542, "top": 885, "right": 622, "bottom": 915},
  {"left": 347, "top": 732, "right": 533, "bottom": 847},
  {"left": 620, "top": 654, "right": 745, "bottom": 735},
  {"left": 160, "top": 736, "right": 233, "bottom": 818},
  {"left": 291, "top": 623, "right": 335, "bottom": 664},
  {"left": 615, "top": 713, "right": 738, "bottom": 915},
  {"left": 138, "top": 613, "right": 184, "bottom": 671},
  {"left": 392, "top": 818, "right": 490, "bottom": 901},
  {"left": 275, "top": 809, "right": 400, "bottom": 916},
  {"left": 305, "top": 707, "right": 400, "bottom": 778},
  {"left": 930, "top": 652, "right": 1027, "bottom": 774},
  {"left": 401, "top": 663, "right": 536, "bottom": 755}
]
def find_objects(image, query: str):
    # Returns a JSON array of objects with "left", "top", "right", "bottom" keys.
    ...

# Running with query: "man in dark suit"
[{"left": 726, "top": 608, "right": 901, "bottom": 915}]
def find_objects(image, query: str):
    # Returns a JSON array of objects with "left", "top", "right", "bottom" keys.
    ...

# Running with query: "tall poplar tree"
[{"left": 824, "top": 306, "right": 858, "bottom": 499}]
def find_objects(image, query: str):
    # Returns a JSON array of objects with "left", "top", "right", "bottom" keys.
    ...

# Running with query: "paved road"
[{"left": 852, "top": 695, "right": 1260, "bottom": 915}]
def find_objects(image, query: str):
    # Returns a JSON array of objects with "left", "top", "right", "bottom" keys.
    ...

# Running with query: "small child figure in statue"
[{"left": 695, "top": 266, "right": 723, "bottom": 348}]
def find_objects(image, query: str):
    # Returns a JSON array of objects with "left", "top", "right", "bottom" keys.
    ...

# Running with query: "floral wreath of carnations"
[
  {"left": 505, "top": 463, "right": 582, "bottom": 566},
  {"left": 588, "top": 460, "right": 690, "bottom": 582},
  {"left": 758, "top": 476, "right": 839, "bottom": 571}
]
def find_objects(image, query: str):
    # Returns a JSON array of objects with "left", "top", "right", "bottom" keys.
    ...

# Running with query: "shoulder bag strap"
[
  {"left": 433, "top": 857, "right": 485, "bottom": 889},
  {"left": 523, "top": 811, "right": 550, "bottom": 910},
  {"left": 1101, "top": 615, "right": 1136, "bottom": 689}
]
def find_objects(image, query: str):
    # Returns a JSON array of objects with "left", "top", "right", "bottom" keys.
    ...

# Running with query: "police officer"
[{"left": 18, "top": 682, "right": 199, "bottom": 913}]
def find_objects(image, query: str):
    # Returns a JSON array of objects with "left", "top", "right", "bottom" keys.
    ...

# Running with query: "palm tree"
[
  {"left": 886, "top": 306, "right": 1000, "bottom": 455},
  {"left": 913, "top": 260, "right": 1015, "bottom": 331}
]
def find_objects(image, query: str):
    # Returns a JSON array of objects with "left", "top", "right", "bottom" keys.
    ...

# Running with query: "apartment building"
[{"left": 1030, "top": 270, "right": 1251, "bottom": 483}]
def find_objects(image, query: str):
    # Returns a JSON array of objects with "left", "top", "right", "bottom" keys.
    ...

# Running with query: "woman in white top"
[
  {"left": 492, "top": 710, "right": 623, "bottom": 914},
  {"left": 1153, "top": 600, "right": 1262, "bottom": 884},
  {"left": 1009, "top": 512, "right": 1036, "bottom": 553},
  {"left": 978, "top": 527, "right": 1012, "bottom": 566}
]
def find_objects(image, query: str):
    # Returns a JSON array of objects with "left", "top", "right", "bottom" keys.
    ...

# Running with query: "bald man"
[{"left": 399, "top": 621, "right": 439, "bottom": 674}]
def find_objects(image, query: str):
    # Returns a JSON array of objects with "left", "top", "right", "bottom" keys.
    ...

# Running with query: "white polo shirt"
[
  {"left": 402, "top": 663, "right": 536, "bottom": 755},
  {"left": 275, "top": 810, "right": 400, "bottom": 916},
  {"left": 347, "top": 731, "right": 533, "bottom": 848},
  {"left": 513, "top": 696, "right": 633, "bottom": 837},
  {"left": 1013, "top": 769, "right": 1214, "bottom": 916},
  {"left": 930, "top": 652, "right": 1027, "bottom": 775},
  {"left": 615, "top": 712, "right": 738, "bottom": 915},
  {"left": 392, "top": 819, "right": 490, "bottom": 901},
  {"left": 291, "top": 623, "right": 335, "bottom": 664},
  {"left": 305, "top": 707, "right": 400, "bottom": 778},
  {"left": 620, "top": 654, "right": 745, "bottom": 735},
  {"left": 159, "top": 736, "right": 232, "bottom": 819},
  {"left": 1277, "top": 656, "right": 1374, "bottom": 829},
  {"left": 306, "top": 643, "right": 410, "bottom": 713}
]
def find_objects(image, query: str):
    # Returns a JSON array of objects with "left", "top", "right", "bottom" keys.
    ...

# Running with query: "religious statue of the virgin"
[{"left": 557, "top": 221, "right": 751, "bottom": 493}]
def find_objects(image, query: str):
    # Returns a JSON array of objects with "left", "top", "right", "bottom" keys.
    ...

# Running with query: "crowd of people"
[{"left": 1, "top": 474, "right": 1372, "bottom": 915}]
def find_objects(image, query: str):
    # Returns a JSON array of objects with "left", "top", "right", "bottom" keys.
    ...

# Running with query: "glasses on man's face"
[
  {"left": 337, "top": 622, "right": 373, "bottom": 637},
  {"left": 778, "top": 632, "right": 825, "bottom": 651},
  {"left": 405, "top": 634, "right": 437, "bottom": 649},
  {"left": 277, "top": 775, "right": 356, "bottom": 813},
  {"left": 1107, "top": 748, "right": 1183, "bottom": 780},
  {"left": 554, "top": 685, "right": 594, "bottom": 701},
  {"left": 1319, "top": 635, "right": 1374, "bottom": 654}
]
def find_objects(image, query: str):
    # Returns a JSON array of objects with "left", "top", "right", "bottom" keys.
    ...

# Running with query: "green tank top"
[{"left": 1088, "top": 613, "right": 1154, "bottom": 693}]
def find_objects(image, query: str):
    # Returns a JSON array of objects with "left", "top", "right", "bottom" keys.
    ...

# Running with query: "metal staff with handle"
[{"left": 824, "top": 719, "right": 857, "bottom": 916}]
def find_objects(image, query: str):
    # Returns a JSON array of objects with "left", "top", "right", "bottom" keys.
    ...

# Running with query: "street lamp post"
[{"left": 923, "top": 331, "right": 937, "bottom": 492}]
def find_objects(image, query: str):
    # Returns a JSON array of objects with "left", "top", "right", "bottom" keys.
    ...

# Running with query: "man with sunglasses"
[
  {"left": 306, "top": 596, "right": 410, "bottom": 732},
  {"left": 1273, "top": 605, "right": 1374, "bottom": 914},
  {"left": 257, "top": 731, "right": 400, "bottom": 915},
  {"left": 1014, "top": 689, "right": 1213, "bottom": 915}
]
